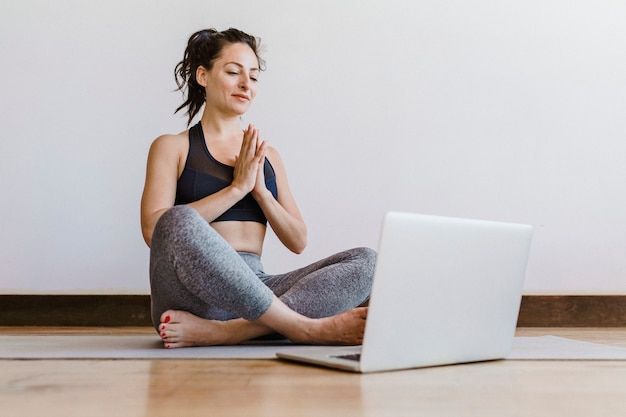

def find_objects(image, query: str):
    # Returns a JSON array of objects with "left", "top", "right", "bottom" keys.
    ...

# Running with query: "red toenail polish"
[{"left": 164, "top": 316, "right": 171, "bottom": 323}]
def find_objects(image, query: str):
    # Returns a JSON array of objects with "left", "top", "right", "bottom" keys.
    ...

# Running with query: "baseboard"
[
  {"left": 0, "top": 295, "right": 152, "bottom": 327},
  {"left": 517, "top": 295, "right": 626, "bottom": 327},
  {"left": 1, "top": 295, "right": 625, "bottom": 327}
]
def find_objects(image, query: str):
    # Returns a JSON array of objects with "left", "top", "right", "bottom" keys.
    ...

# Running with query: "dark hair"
[{"left": 174, "top": 28, "right": 265, "bottom": 126}]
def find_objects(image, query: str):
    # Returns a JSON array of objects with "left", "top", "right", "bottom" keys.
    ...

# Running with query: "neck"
[{"left": 199, "top": 111, "right": 243, "bottom": 139}]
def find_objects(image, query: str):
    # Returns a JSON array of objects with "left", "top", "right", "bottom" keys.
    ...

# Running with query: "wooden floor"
[{"left": 2, "top": 327, "right": 626, "bottom": 417}]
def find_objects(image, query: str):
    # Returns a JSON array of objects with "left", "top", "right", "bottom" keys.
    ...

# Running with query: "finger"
[
  {"left": 245, "top": 124, "right": 257, "bottom": 141},
  {"left": 241, "top": 125, "right": 258, "bottom": 158},
  {"left": 256, "top": 139, "right": 267, "bottom": 158},
  {"left": 244, "top": 126, "right": 259, "bottom": 158},
  {"left": 249, "top": 126, "right": 259, "bottom": 146}
]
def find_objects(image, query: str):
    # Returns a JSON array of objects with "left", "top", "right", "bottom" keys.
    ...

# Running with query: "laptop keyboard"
[{"left": 332, "top": 353, "right": 361, "bottom": 362}]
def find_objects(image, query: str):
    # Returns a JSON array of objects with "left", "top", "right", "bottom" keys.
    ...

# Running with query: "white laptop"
[{"left": 276, "top": 211, "right": 533, "bottom": 373}]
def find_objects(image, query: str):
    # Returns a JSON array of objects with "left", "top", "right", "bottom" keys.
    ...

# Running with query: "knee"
[
  {"left": 157, "top": 205, "right": 198, "bottom": 229},
  {"left": 350, "top": 247, "right": 376, "bottom": 301},
  {"left": 154, "top": 205, "right": 202, "bottom": 235},
  {"left": 359, "top": 246, "right": 377, "bottom": 264},
  {"left": 352, "top": 247, "right": 377, "bottom": 276},
  {"left": 151, "top": 205, "right": 209, "bottom": 248}
]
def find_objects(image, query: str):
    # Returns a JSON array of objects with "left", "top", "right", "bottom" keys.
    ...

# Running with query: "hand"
[
  {"left": 252, "top": 138, "right": 269, "bottom": 198},
  {"left": 232, "top": 124, "right": 266, "bottom": 195}
]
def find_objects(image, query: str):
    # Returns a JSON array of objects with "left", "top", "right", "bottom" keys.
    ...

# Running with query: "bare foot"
[
  {"left": 158, "top": 310, "right": 250, "bottom": 348},
  {"left": 158, "top": 307, "right": 368, "bottom": 348},
  {"left": 292, "top": 307, "right": 368, "bottom": 346}
]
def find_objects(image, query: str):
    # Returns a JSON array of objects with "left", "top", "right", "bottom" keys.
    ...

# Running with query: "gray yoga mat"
[{"left": 1, "top": 335, "right": 626, "bottom": 360}]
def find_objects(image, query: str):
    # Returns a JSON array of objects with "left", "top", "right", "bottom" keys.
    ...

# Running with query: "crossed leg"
[
  {"left": 158, "top": 296, "right": 368, "bottom": 348},
  {"left": 150, "top": 206, "right": 374, "bottom": 348}
]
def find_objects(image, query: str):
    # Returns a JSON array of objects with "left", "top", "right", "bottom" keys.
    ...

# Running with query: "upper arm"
[{"left": 140, "top": 134, "right": 186, "bottom": 246}]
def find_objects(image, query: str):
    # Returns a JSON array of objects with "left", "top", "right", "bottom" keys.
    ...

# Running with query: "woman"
[{"left": 141, "top": 28, "right": 375, "bottom": 348}]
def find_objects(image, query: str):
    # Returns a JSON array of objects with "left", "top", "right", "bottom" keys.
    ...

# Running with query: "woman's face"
[{"left": 201, "top": 42, "right": 260, "bottom": 117}]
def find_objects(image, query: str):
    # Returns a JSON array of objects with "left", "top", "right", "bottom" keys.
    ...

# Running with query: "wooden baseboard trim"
[
  {"left": 1, "top": 295, "right": 625, "bottom": 327},
  {"left": 0, "top": 295, "right": 152, "bottom": 327},
  {"left": 518, "top": 295, "right": 626, "bottom": 327}
]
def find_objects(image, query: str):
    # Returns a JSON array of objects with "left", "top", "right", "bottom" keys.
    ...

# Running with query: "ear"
[{"left": 196, "top": 65, "right": 209, "bottom": 87}]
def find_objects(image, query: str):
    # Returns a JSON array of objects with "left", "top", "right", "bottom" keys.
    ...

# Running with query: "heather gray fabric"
[{"left": 149, "top": 205, "right": 375, "bottom": 330}]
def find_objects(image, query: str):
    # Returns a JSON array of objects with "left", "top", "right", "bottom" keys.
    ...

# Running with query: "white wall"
[{"left": 1, "top": 0, "right": 625, "bottom": 294}]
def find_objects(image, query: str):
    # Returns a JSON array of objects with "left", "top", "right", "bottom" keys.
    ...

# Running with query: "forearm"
[
  {"left": 141, "top": 207, "right": 170, "bottom": 247},
  {"left": 187, "top": 184, "right": 249, "bottom": 224},
  {"left": 142, "top": 185, "right": 248, "bottom": 247},
  {"left": 255, "top": 190, "right": 307, "bottom": 254}
]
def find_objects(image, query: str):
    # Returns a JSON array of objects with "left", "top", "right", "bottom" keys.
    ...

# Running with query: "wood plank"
[{"left": 2, "top": 327, "right": 626, "bottom": 417}]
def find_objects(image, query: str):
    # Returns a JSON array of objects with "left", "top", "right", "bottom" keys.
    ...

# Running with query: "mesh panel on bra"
[{"left": 187, "top": 124, "right": 235, "bottom": 183}]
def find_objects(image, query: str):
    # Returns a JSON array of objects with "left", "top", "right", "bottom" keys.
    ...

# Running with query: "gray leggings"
[{"left": 149, "top": 205, "right": 376, "bottom": 329}]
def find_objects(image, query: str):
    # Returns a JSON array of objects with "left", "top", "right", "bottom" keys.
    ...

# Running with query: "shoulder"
[
  {"left": 265, "top": 145, "right": 283, "bottom": 165},
  {"left": 150, "top": 130, "right": 188, "bottom": 151},
  {"left": 265, "top": 145, "right": 290, "bottom": 180},
  {"left": 146, "top": 130, "right": 191, "bottom": 178},
  {"left": 148, "top": 130, "right": 189, "bottom": 158}
]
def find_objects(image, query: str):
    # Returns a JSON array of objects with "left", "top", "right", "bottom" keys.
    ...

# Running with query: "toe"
[{"left": 160, "top": 311, "right": 173, "bottom": 324}]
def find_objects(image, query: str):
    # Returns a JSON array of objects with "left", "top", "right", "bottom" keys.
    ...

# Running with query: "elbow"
[
  {"left": 142, "top": 227, "right": 152, "bottom": 248},
  {"left": 291, "top": 241, "right": 306, "bottom": 255},
  {"left": 141, "top": 209, "right": 166, "bottom": 249},
  {"left": 290, "top": 229, "right": 308, "bottom": 254},
  {"left": 141, "top": 216, "right": 154, "bottom": 248},
  {"left": 281, "top": 227, "right": 307, "bottom": 254}
]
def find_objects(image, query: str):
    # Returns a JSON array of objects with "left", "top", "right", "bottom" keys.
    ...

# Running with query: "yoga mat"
[
  {"left": 1, "top": 335, "right": 626, "bottom": 360},
  {"left": 0, "top": 335, "right": 300, "bottom": 359}
]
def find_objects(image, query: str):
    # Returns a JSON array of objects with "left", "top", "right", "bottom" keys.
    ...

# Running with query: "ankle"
[{"left": 286, "top": 316, "right": 321, "bottom": 344}]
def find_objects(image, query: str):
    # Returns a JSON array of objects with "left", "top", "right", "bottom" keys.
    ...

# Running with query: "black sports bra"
[{"left": 175, "top": 123, "right": 278, "bottom": 224}]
